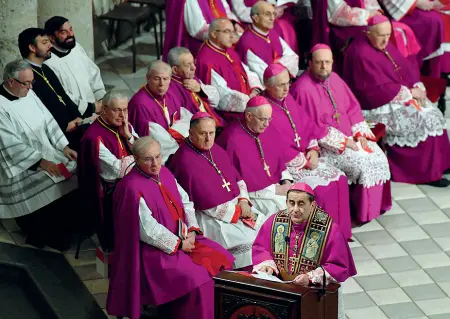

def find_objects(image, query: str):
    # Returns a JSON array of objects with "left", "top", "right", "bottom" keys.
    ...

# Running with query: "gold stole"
[{"left": 270, "top": 206, "right": 332, "bottom": 280}]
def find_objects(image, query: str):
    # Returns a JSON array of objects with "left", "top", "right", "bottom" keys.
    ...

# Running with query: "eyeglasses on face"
[
  {"left": 12, "top": 78, "right": 34, "bottom": 87},
  {"left": 252, "top": 114, "right": 273, "bottom": 123},
  {"left": 106, "top": 107, "right": 128, "bottom": 114},
  {"left": 215, "top": 29, "right": 236, "bottom": 36}
]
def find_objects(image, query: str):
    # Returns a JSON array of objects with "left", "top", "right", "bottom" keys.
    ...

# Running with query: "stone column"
[
  {"left": 37, "top": 0, "right": 95, "bottom": 59},
  {"left": 0, "top": 0, "right": 38, "bottom": 79}
]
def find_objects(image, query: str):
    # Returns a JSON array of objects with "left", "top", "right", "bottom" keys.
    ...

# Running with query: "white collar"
[
  {"left": 209, "top": 40, "right": 227, "bottom": 51},
  {"left": 25, "top": 59, "right": 42, "bottom": 68},
  {"left": 52, "top": 44, "right": 70, "bottom": 53},
  {"left": 2, "top": 84, "right": 20, "bottom": 98},
  {"left": 253, "top": 25, "right": 269, "bottom": 36}
]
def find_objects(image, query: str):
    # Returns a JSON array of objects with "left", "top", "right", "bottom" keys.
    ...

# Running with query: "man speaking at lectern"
[{"left": 251, "top": 182, "right": 356, "bottom": 316}]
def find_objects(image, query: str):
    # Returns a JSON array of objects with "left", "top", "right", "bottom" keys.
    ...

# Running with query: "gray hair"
[
  {"left": 102, "top": 91, "right": 129, "bottom": 106},
  {"left": 2, "top": 59, "right": 32, "bottom": 82},
  {"left": 250, "top": 1, "right": 265, "bottom": 18},
  {"left": 132, "top": 136, "right": 161, "bottom": 159},
  {"left": 167, "top": 47, "right": 191, "bottom": 67},
  {"left": 146, "top": 59, "right": 172, "bottom": 77},
  {"left": 264, "top": 69, "right": 289, "bottom": 86},
  {"left": 209, "top": 18, "right": 230, "bottom": 36}
]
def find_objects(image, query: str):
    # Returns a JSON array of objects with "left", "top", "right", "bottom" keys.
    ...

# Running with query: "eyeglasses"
[
  {"left": 215, "top": 29, "right": 236, "bottom": 36},
  {"left": 106, "top": 107, "right": 128, "bottom": 114},
  {"left": 252, "top": 114, "right": 273, "bottom": 123},
  {"left": 142, "top": 154, "right": 161, "bottom": 163},
  {"left": 12, "top": 78, "right": 34, "bottom": 87}
]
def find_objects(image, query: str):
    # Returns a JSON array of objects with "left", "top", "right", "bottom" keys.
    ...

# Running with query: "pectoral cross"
[
  {"left": 289, "top": 254, "right": 300, "bottom": 273},
  {"left": 294, "top": 133, "right": 301, "bottom": 148},
  {"left": 333, "top": 112, "right": 340, "bottom": 125},
  {"left": 263, "top": 162, "right": 271, "bottom": 177},
  {"left": 222, "top": 178, "right": 231, "bottom": 192}
]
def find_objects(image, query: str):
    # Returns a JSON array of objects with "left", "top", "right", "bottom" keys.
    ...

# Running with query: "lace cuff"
[
  {"left": 329, "top": 1, "right": 370, "bottom": 26},
  {"left": 200, "top": 197, "right": 239, "bottom": 223},
  {"left": 307, "top": 267, "right": 338, "bottom": 285},
  {"left": 413, "top": 82, "right": 426, "bottom": 92},
  {"left": 252, "top": 260, "right": 279, "bottom": 275},
  {"left": 119, "top": 155, "right": 135, "bottom": 178},
  {"left": 393, "top": 85, "right": 413, "bottom": 104},
  {"left": 351, "top": 121, "right": 376, "bottom": 141},
  {"left": 318, "top": 127, "right": 347, "bottom": 154},
  {"left": 238, "top": 180, "right": 250, "bottom": 200},
  {"left": 306, "top": 139, "right": 320, "bottom": 153}
]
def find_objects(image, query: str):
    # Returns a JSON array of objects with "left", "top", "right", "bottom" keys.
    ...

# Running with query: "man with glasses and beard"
[
  {"left": 290, "top": 44, "right": 391, "bottom": 225},
  {"left": 18, "top": 28, "right": 94, "bottom": 151},
  {"left": 44, "top": 16, "right": 105, "bottom": 118}
]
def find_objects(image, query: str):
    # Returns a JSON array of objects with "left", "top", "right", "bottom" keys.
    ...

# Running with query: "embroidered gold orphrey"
[{"left": 270, "top": 206, "right": 332, "bottom": 275}]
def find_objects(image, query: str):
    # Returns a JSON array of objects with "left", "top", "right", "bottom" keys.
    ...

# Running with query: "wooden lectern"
[{"left": 214, "top": 271, "right": 339, "bottom": 319}]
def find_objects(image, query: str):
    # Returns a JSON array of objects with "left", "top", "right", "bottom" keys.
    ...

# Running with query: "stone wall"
[{"left": 0, "top": 0, "right": 94, "bottom": 79}]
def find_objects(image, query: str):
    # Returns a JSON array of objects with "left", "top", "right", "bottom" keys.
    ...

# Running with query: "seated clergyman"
[
  {"left": 107, "top": 136, "right": 234, "bottom": 319},
  {"left": 252, "top": 183, "right": 357, "bottom": 316}
]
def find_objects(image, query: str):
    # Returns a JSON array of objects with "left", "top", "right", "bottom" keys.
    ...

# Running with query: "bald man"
[
  {"left": 291, "top": 44, "right": 391, "bottom": 224},
  {"left": 235, "top": 1, "right": 299, "bottom": 83},
  {"left": 196, "top": 18, "right": 263, "bottom": 122},
  {"left": 128, "top": 60, "right": 193, "bottom": 163},
  {"left": 343, "top": 18, "right": 450, "bottom": 188}
]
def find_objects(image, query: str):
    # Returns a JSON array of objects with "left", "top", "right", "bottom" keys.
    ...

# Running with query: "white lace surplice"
[{"left": 362, "top": 98, "right": 447, "bottom": 148}]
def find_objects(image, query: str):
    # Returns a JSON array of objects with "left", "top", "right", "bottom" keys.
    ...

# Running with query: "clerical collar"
[
  {"left": 0, "top": 84, "right": 20, "bottom": 101},
  {"left": 171, "top": 74, "right": 184, "bottom": 84},
  {"left": 25, "top": 59, "right": 42, "bottom": 68},
  {"left": 98, "top": 116, "right": 119, "bottom": 131},
  {"left": 252, "top": 24, "right": 269, "bottom": 36},
  {"left": 208, "top": 40, "right": 227, "bottom": 53},
  {"left": 263, "top": 92, "right": 284, "bottom": 103},
  {"left": 51, "top": 45, "right": 71, "bottom": 58}
]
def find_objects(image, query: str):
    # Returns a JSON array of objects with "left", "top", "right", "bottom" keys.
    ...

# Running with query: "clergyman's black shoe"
[{"left": 425, "top": 178, "right": 450, "bottom": 188}]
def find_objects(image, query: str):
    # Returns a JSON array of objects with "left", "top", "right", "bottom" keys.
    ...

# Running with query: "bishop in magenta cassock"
[
  {"left": 229, "top": 0, "right": 299, "bottom": 53},
  {"left": 107, "top": 136, "right": 234, "bottom": 319},
  {"left": 163, "top": 0, "right": 243, "bottom": 58},
  {"left": 216, "top": 96, "right": 289, "bottom": 216},
  {"left": 262, "top": 63, "right": 353, "bottom": 240},
  {"left": 78, "top": 92, "right": 137, "bottom": 249},
  {"left": 378, "top": 0, "right": 450, "bottom": 77},
  {"left": 291, "top": 44, "right": 392, "bottom": 223},
  {"left": 128, "top": 60, "right": 193, "bottom": 163},
  {"left": 195, "top": 18, "right": 263, "bottom": 121},
  {"left": 167, "top": 46, "right": 226, "bottom": 127},
  {"left": 343, "top": 17, "right": 450, "bottom": 187},
  {"left": 312, "top": 0, "right": 421, "bottom": 74},
  {"left": 252, "top": 183, "right": 356, "bottom": 318},
  {"left": 167, "top": 113, "right": 267, "bottom": 268},
  {"left": 235, "top": 1, "right": 299, "bottom": 83}
]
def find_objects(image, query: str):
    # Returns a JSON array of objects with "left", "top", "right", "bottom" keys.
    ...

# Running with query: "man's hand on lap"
[
  {"left": 40, "top": 159, "right": 62, "bottom": 177},
  {"left": 346, "top": 138, "right": 359, "bottom": 151},
  {"left": 306, "top": 150, "right": 319, "bottom": 169},
  {"left": 181, "top": 239, "right": 195, "bottom": 253},
  {"left": 238, "top": 200, "right": 252, "bottom": 218}
]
